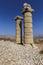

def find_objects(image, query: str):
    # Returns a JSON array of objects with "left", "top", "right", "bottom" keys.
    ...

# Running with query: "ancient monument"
[
  {"left": 22, "top": 3, "right": 34, "bottom": 44},
  {"left": 15, "top": 16, "right": 23, "bottom": 44},
  {"left": 15, "top": 3, "right": 34, "bottom": 45}
]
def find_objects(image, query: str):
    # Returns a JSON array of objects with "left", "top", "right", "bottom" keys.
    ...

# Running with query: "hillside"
[{"left": 0, "top": 40, "right": 43, "bottom": 65}]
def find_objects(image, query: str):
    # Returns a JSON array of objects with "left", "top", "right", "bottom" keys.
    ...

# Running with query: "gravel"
[{"left": 0, "top": 40, "right": 43, "bottom": 65}]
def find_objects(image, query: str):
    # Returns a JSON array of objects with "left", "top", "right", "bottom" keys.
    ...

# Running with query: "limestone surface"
[
  {"left": 15, "top": 16, "right": 23, "bottom": 44},
  {"left": 22, "top": 3, "right": 34, "bottom": 44},
  {"left": 0, "top": 40, "right": 43, "bottom": 65}
]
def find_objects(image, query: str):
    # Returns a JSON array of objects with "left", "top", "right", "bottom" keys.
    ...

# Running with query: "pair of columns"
[{"left": 15, "top": 3, "right": 34, "bottom": 44}]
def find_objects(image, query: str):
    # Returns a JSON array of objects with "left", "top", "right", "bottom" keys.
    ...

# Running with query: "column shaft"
[
  {"left": 15, "top": 16, "right": 23, "bottom": 44},
  {"left": 22, "top": 3, "right": 34, "bottom": 44},
  {"left": 16, "top": 20, "right": 21, "bottom": 43}
]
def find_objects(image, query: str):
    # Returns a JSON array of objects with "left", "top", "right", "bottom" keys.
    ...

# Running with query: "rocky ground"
[{"left": 0, "top": 40, "right": 43, "bottom": 65}]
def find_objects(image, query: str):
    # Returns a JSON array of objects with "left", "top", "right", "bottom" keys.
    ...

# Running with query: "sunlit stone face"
[
  {"left": 23, "top": 3, "right": 31, "bottom": 8},
  {"left": 15, "top": 16, "right": 23, "bottom": 44},
  {"left": 22, "top": 3, "right": 34, "bottom": 44}
]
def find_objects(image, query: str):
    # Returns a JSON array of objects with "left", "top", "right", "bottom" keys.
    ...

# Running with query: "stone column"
[
  {"left": 22, "top": 3, "right": 34, "bottom": 44},
  {"left": 15, "top": 16, "right": 23, "bottom": 44}
]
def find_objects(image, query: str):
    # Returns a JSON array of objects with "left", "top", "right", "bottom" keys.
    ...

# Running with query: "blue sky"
[{"left": 0, "top": 0, "right": 43, "bottom": 37}]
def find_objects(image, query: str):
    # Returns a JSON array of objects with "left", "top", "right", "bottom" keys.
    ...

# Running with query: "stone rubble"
[{"left": 0, "top": 40, "right": 43, "bottom": 65}]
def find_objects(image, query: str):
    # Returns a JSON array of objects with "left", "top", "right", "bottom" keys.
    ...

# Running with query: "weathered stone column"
[
  {"left": 15, "top": 16, "right": 23, "bottom": 44},
  {"left": 22, "top": 3, "right": 34, "bottom": 44}
]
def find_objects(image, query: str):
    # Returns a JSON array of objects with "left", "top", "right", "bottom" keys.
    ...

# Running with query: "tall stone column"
[
  {"left": 22, "top": 3, "right": 34, "bottom": 44},
  {"left": 15, "top": 16, "right": 23, "bottom": 44}
]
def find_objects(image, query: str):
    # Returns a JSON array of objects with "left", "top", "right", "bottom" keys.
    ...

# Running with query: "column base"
[{"left": 24, "top": 43, "right": 38, "bottom": 48}]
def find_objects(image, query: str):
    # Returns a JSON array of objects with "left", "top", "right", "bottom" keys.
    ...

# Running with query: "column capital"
[
  {"left": 22, "top": 3, "right": 34, "bottom": 14},
  {"left": 15, "top": 16, "right": 23, "bottom": 21}
]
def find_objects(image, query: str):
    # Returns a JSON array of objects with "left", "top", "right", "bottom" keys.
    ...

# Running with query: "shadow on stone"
[
  {"left": 17, "top": 43, "right": 24, "bottom": 45},
  {"left": 39, "top": 50, "right": 43, "bottom": 54},
  {"left": 19, "top": 21, "right": 23, "bottom": 45}
]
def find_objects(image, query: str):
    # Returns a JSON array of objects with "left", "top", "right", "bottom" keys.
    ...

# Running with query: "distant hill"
[
  {"left": 0, "top": 35, "right": 16, "bottom": 42},
  {"left": 0, "top": 35, "right": 43, "bottom": 44},
  {"left": 34, "top": 36, "right": 43, "bottom": 44}
]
